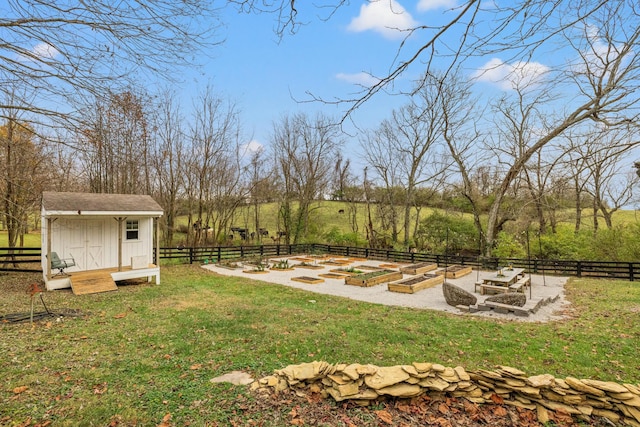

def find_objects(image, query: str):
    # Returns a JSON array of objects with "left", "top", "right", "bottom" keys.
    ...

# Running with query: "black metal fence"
[{"left": 3, "top": 245, "right": 640, "bottom": 281}]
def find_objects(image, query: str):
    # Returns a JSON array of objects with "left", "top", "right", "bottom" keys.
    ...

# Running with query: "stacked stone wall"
[{"left": 252, "top": 361, "right": 640, "bottom": 426}]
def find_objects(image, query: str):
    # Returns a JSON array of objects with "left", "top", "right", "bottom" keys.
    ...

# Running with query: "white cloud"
[
  {"left": 575, "top": 23, "right": 628, "bottom": 77},
  {"left": 347, "top": 0, "right": 418, "bottom": 40},
  {"left": 336, "top": 72, "right": 381, "bottom": 87},
  {"left": 417, "top": 0, "right": 457, "bottom": 12},
  {"left": 32, "top": 42, "right": 59, "bottom": 60},
  {"left": 17, "top": 42, "right": 59, "bottom": 63},
  {"left": 240, "top": 139, "right": 264, "bottom": 158},
  {"left": 472, "top": 58, "right": 550, "bottom": 90}
]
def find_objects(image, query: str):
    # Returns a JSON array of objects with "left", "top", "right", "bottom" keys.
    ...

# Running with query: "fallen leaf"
[
  {"left": 13, "top": 386, "right": 28, "bottom": 394},
  {"left": 438, "top": 403, "right": 450, "bottom": 414},
  {"left": 290, "top": 418, "right": 304, "bottom": 426},
  {"left": 490, "top": 393, "right": 504, "bottom": 404},
  {"left": 157, "top": 413, "right": 171, "bottom": 427},
  {"left": 493, "top": 406, "right": 507, "bottom": 417},
  {"left": 434, "top": 417, "right": 452, "bottom": 427},
  {"left": 463, "top": 400, "right": 479, "bottom": 415},
  {"left": 114, "top": 312, "right": 127, "bottom": 319},
  {"left": 375, "top": 409, "right": 393, "bottom": 424},
  {"left": 93, "top": 383, "right": 108, "bottom": 395},
  {"left": 16, "top": 417, "right": 31, "bottom": 427},
  {"left": 190, "top": 364, "right": 202, "bottom": 370}
]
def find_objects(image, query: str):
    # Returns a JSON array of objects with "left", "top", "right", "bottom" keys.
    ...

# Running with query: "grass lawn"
[{"left": 1, "top": 265, "right": 639, "bottom": 426}]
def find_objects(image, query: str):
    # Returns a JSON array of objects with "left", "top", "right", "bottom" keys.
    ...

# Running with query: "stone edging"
[{"left": 252, "top": 361, "right": 640, "bottom": 426}]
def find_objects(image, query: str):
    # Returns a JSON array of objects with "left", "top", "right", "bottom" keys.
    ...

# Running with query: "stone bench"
[{"left": 482, "top": 301, "right": 530, "bottom": 317}]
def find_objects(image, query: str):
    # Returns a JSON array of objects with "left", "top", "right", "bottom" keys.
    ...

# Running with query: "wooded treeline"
[
  {"left": 1, "top": 75, "right": 638, "bottom": 259},
  {"left": 1, "top": 1, "right": 640, "bottom": 259}
]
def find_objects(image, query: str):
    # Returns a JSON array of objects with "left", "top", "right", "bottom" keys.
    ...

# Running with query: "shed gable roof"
[{"left": 42, "top": 192, "right": 163, "bottom": 215}]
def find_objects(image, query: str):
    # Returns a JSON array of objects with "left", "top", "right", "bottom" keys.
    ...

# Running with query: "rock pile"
[{"left": 252, "top": 361, "right": 640, "bottom": 426}]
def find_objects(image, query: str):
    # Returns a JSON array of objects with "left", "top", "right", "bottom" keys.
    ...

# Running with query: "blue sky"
[
  {"left": 181, "top": 1, "right": 503, "bottom": 159},
  {"left": 174, "top": 1, "right": 583, "bottom": 171}
]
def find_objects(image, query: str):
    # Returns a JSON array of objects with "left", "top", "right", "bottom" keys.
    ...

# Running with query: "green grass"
[
  {"left": 1, "top": 265, "right": 639, "bottom": 425},
  {"left": 0, "top": 231, "right": 41, "bottom": 247}
]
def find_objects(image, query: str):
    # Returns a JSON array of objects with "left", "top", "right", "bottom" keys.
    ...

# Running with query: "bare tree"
[
  {"left": 81, "top": 90, "right": 152, "bottom": 194},
  {"left": 574, "top": 127, "right": 640, "bottom": 230},
  {"left": 0, "top": 102, "right": 48, "bottom": 251},
  {"left": 245, "top": 145, "right": 274, "bottom": 243},
  {"left": 271, "top": 112, "right": 341, "bottom": 243},
  {"left": 562, "top": 131, "right": 593, "bottom": 233},
  {"left": 436, "top": 72, "right": 489, "bottom": 252},
  {"left": 362, "top": 76, "right": 451, "bottom": 247},
  {"left": 185, "top": 89, "right": 244, "bottom": 246},
  {"left": 151, "top": 91, "right": 186, "bottom": 246},
  {"left": 0, "top": 0, "right": 221, "bottom": 129}
]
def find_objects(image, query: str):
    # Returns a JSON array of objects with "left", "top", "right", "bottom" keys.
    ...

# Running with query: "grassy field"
[
  {"left": 2, "top": 202, "right": 638, "bottom": 249},
  {"left": 1, "top": 265, "right": 639, "bottom": 426}
]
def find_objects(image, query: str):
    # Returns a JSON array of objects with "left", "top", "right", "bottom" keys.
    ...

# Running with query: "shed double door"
[{"left": 66, "top": 220, "right": 105, "bottom": 271}]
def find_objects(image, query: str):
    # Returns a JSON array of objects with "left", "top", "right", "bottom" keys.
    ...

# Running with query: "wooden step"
[{"left": 70, "top": 271, "right": 118, "bottom": 295}]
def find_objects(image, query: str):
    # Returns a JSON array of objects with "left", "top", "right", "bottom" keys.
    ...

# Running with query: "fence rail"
[
  {"left": 0, "top": 247, "right": 42, "bottom": 273},
  {"left": 2, "top": 245, "right": 640, "bottom": 281}
]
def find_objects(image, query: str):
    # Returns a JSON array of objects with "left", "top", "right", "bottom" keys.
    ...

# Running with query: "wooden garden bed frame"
[
  {"left": 345, "top": 270, "right": 402, "bottom": 287},
  {"left": 399, "top": 262, "right": 438, "bottom": 275},
  {"left": 437, "top": 264, "right": 473, "bottom": 279},
  {"left": 387, "top": 273, "right": 444, "bottom": 294}
]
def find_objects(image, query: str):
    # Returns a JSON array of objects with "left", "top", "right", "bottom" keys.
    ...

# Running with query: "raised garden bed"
[
  {"left": 353, "top": 264, "right": 385, "bottom": 271},
  {"left": 345, "top": 269, "right": 403, "bottom": 287},
  {"left": 243, "top": 269, "right": 269, "bottom": 274},
  {"left": 387, "top": 273, "right": 444, "bottom": 294},
  {"left": 291, "top": 276, "right": 324, "bottom": 284},
  {"left": 294, "top": 263, "right": 324, "bottom": 270},
  {"left": 320, "top": 259, "right": 352, "bottom": 266},
  {"left": 270, "top": 259, "right": 295, "bottom": 271},
  {"left": 400, "top": 262, "right": 438, "bottom": 275},
  {"left": 379, "top": 263, "right": 399, "bottom": 269},
  {"left": 319, "top": 273, "right": 348, "bottom": 279},
  {"left": 435, "top": 264, "right": 473, "bottom": 279},
  {"left": 329, "top": 268, "right": 364, "bottom": 276},
  {"left": 290, "top": 257, "right": 315, "bottom": 262},
  {"left": 215, "top": 262, "right": 243, "bottom": 270}
]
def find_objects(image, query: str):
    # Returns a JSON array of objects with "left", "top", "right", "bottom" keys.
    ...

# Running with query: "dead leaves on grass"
[
  {"left": 12, "top": 385, "right": 28, "bottom": 394},
  {"left": 239, "top": 388, "right": 603, "bottom": 427}
]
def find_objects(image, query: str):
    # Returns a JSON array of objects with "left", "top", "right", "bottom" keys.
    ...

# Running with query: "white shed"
[{"left": 41, "top": 192, "right": 163, "bottom": 293}]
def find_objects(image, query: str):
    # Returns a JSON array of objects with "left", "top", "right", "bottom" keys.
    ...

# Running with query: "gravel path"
[{"left": 201, "top": 256, "right": 571, "bottom": 322}]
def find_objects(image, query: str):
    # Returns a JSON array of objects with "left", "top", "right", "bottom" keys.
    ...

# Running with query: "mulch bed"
[{"left": 228, "top": 388, "right": 614, "bottom": 427}]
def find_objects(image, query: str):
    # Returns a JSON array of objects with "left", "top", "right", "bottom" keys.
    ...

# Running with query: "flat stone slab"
[{"left": 210, "top": 371, "right": 254, "bottom": 386}]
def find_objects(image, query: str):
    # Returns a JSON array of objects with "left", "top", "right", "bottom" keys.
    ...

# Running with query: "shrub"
[
  {"left": 492, "top": 231, "right": 527, "bottom": 259},
  {"left": 415, "top": 211, "right": 478, "bottom": 253},
  {"left": 323, "top": 227, "right": 366, "bottom": 246}
]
